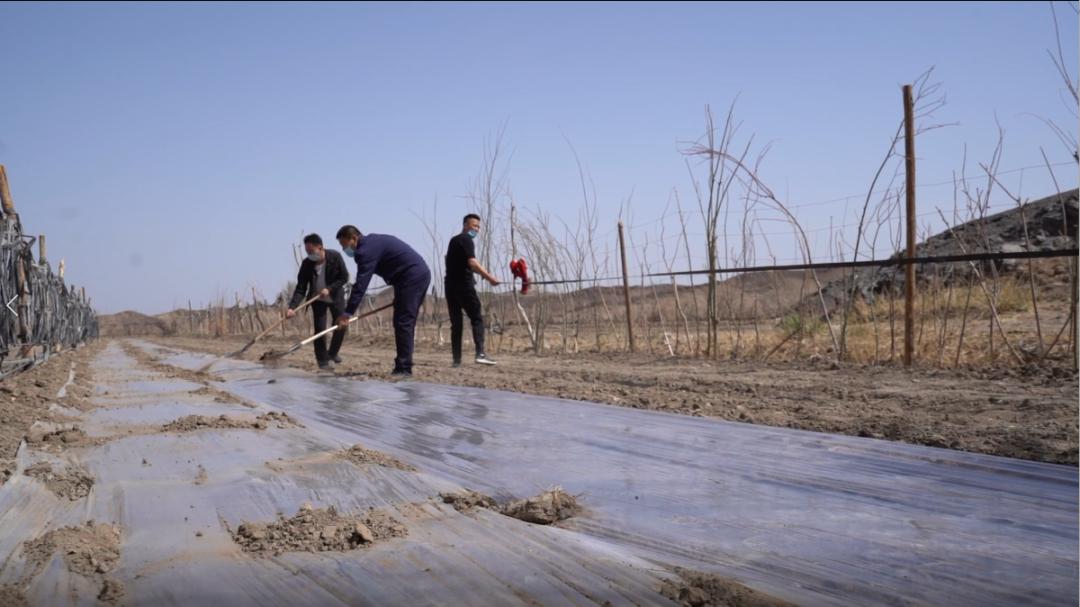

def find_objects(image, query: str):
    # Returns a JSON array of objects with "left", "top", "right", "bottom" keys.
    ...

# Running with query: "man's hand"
[
  {"left": 285, "top": 309, "right": 296, "bottom": 319},
  {"left": 336, "top": 315, "right": 351, "bottom": 329},
  {"left": 487, "top": 276, "right": 501, "bottom": 287},
  {"left": 319, "top": 288, "right": 330, "bottom": 298}
]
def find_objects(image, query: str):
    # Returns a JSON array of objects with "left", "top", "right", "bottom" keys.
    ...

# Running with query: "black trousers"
[
  {"left": 392, "top": 269, "right": 431, "bottom": 373},
  {"left": 446, "top": 282, "right": 484, "bottom": 362},
  {"left": 311, "top": 300, "right": 345, "bottom": 364}
]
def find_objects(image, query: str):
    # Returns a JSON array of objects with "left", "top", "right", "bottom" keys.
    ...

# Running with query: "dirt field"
[
  {"left": 153, "top": 335, "right": 1079, "bottom": 465},
  {"left": 0, "top": 342, "right": 104, "bottom": 486}
]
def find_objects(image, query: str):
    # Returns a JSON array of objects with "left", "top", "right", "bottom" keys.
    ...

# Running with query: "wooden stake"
[
  {"left": 0, "top": 165, "right": 15, "bottom": 215},
  {"left": 1072, "top": 256, "right": 1078, "bottom": 370},
  {"left": 15, "top": 255, "right": 28, "bottom": 342},
  {"left": 618, "top": 221, "right": 635, "bottom": 353},
  {"left": 903, "top": 84, "right": 917, "bottom": 367}
]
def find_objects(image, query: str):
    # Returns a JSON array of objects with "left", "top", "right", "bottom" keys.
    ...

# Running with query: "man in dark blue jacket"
[{"left": 336, "top": 225, "right": 431, "bottom": 377}]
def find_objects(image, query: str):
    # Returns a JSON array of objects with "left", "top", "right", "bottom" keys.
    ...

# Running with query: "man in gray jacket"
[{"left": 287, "top": 233, "right": 350, "bottom": 370}]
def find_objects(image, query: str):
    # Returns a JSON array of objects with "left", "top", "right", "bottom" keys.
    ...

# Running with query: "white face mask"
[{"left": 307, "top": 251, "right": 321, "bottom": 262}]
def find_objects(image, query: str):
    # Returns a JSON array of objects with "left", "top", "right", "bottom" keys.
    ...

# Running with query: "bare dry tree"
[
  {"left": 1026, "top": 1, "right": 1080, "bottom": 162},
  {"left": 865, "top": 190, "right": 901, "bottom": 362},
  {"left": 249, "top": 287, "right": 263, "bottom": 333},
  {"left": 983, "top": 172, "right": 1046, "bottom": 354},
  {"left": 551, "top": 213, "right": 582, "bottom": 354},
  {"left": 1035, "top": 150, "right": 1079, "bottom": 366},
  {"left": 673, "top": 190, "right": 702, "bottom": 354},
  {"left": 415, "top": 196, "right": 446, "bottom": 345},
  {"left": 627, "top": 225, "right": 653, "bottom": 354},
  {"left": 957, "top": 124, "right": 1028, "bottom": 365},
  {"left": 467, "top": 122, "right": 512, "bottom": 341},
  {"left": 725, "top": 149, "right": 771, "bottom": 358},
  {"left": 659, "top": 194, "right": 691, "bottom": 354},
  {"left": 551, "top": 190, "right": 591, "bottom": 354},
  {"left": 508, "top": 199, "right": 538, "bottom": 352},
  {"left": 935, "top": 207, "right": 1025, "bottom": 366},
  {"left": 682, "top": 101, "right": 757, "bottom": 358},
  {"left": 692, "top": 144, "right": 842, "bottom": 356},
  {"left": 516, "top": 210, "right": 561, "bottom": 354},
  {"left": 567, "top": 140, "right": 619, "bottom": 351}
]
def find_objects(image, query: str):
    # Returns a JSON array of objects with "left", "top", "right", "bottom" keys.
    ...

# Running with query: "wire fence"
[
  {"left": 151, "top": 189, "right": 1078, "bottom": 369},
  {"left": 166, "top": 243, "right": 1078, "bottom": 368}
]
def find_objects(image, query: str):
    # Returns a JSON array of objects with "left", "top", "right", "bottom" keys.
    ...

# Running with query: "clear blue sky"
[{"left": 1, "top": 1, "right": 1076, "bottom": 314}]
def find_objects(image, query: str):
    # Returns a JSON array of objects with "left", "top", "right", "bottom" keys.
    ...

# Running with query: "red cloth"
[{"left": 509, "top": 258, "right": 530, "bottom": 294}]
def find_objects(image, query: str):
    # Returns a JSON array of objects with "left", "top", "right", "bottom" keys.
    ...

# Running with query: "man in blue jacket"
[{"left": 336, "top": 225, "right": 431, "bottom": 377}]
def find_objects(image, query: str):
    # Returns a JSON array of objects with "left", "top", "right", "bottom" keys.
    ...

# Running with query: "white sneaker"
[{"left": 474, "top": 353, "right": 497, "bottom": 366}]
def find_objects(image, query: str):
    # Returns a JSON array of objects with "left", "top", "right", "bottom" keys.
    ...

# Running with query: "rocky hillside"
[{"left": 813, "top": 189, "right": 1078, "bottom": 312}]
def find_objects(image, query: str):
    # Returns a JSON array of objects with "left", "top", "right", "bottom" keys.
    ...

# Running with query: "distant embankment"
[{"left": 97, "top": 311, "right": 170, "bottom": 337}]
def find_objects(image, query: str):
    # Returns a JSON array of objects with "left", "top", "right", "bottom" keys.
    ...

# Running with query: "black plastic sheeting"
[
  {"left": 1, "top": 341, "right": 1076, "bottom": 606},
  {"left": 0, "top": 214, "right": 97, "bottom": 373}
]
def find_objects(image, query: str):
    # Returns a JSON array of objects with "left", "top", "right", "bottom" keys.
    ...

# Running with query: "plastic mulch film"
[{"left": 0, "top": 341, "right": 1075, "bottom": 606}]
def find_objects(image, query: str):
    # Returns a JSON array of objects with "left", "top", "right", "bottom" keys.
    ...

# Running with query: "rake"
[
  {"left": 225, "top": 293, "right": 322, "bottom": 359},
  {"left": 259, "top": 302, "right": 394, "bottom": 361}
]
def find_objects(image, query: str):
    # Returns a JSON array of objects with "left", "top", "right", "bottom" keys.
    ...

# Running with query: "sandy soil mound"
[
  {"left": 189, "top": 385, "right": 253, "bottom": 407},
  {"left": 21, "top": 521, "right": 124, "bottom": 604},
  {"left": 341, "top": 443, "right": 417, "bottom": 471},
  {"left": 501, "top": 489, "right": 581, "bottom": 525},
  {"left": 24, "top": 462, "right": 94, "bottom": 500},
  {"left": 161, "top": 412, "right": 300, "bottom": 433},
  {"left": 660, "top": 566, "right": 796, "bottom": 607},
  {"left": 441, "top": 489, "right": 499, "bottom": 512},
  {"left": 231, "top": 504, "right": 407, "bottom": 556},
  {"left": 441, "top": 488, "right": 581, "bottom": 525},
  {"left": 25, "top": 425, "right": 103, "bottom": 452}
]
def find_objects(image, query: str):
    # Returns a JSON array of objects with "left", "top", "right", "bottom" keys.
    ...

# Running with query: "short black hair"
[
  {"left": 303, "top": 233, "right": 323, "bottom": 246},
  {"left": 463, "top": 213, "right": 481, "bottom": 225},
  {"left": 336, "top": 225, "right": 361, "bottom": 240}
]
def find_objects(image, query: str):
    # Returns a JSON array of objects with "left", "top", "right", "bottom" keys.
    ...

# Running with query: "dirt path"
[{"left": 155, "top": 335, "right": 1078, "bottom": 465}]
